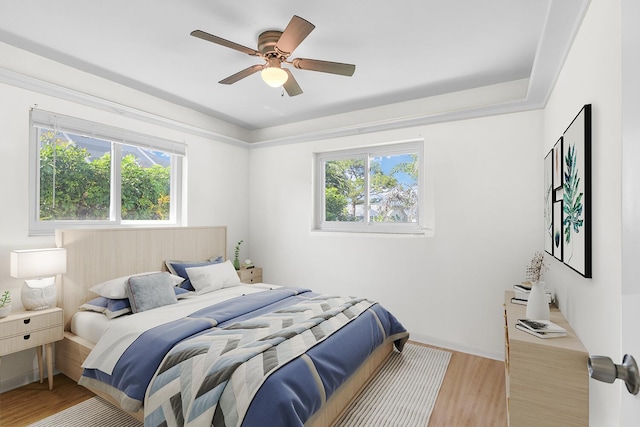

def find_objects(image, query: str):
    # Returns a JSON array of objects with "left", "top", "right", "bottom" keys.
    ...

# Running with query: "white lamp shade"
[
  {"left": 10, "top": 248, "right": 67, "bottom": 279},
  {"left": 261, "top": 67, "right": 289, "bottom": 87}
]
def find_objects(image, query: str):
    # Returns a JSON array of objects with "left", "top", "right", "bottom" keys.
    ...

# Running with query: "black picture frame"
[
  {"left": 560, "top": 104, "right": 592, "bottom": 277},
  {"left": 553, "top": 200, "right": 563, "bottom": 261},
  {"left": 544, "top": 149, "right": 553, "bottom": 255},
  {"left": 552, "top": 137, "right": 563, "bottom": 191}
]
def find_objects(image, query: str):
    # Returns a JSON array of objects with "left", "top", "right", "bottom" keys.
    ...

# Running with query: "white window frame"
[
  {"left": 29, "top": 109, "right": 184, "bottom": 236},
  {"left": 314, "top": 140, "right": 427, "bottom": 234}
]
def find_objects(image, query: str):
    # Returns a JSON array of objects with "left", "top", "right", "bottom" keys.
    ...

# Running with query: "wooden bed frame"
[{"left": 53, "top": 226, "right": 393, "bottom": 426}]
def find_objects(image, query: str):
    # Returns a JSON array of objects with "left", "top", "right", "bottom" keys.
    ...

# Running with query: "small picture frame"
[
  {"left": 544, "top": 149, "right": 553, "bottom": 255},
  {"left": 553, "top": 200, "right": 563, "bottom": 261},
  {"left": 552, "top": 137, "right": 563, "bottom": 191}
]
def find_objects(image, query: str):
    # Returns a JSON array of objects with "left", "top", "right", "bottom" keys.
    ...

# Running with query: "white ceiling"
[{"left": 0, "top": 0, "right": 588, "bottom": 137}]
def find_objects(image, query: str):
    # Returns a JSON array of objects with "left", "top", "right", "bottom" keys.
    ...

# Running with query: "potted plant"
[
  {"left": 233, "top": 240, "right": 243, "bottom": 270},
  {"left": 0, "top": 290, "right": 11, "bottom": 318},
  {"left": 525, "top": 251, "right": 548, "bottom": 284}
]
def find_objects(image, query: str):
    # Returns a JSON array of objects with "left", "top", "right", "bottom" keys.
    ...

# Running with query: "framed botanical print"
[{"left": 561, "top": 104, "right": 592, "bottom": 277}]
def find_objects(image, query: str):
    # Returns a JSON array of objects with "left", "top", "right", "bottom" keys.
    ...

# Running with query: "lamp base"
[{"left": 22, "top": 277, "right": 57, "bottom": 311}]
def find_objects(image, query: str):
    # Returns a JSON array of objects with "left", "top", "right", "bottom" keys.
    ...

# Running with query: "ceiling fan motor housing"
[{"left": 258, "top": 31, "right": 285, "bottom": 57}]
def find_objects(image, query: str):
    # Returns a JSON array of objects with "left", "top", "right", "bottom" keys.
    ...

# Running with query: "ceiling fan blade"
[
  {"left": 292, "top": 58, "right": 356, "bottom": 76},
  {"left": 191, "top": 30, "right": 261, "bottom": 57},
  {"left": 275, "top": 15, "right": 315, "bottom": 55},
  {"left": 283, "top": 69, "right": 303, "bottom": 96},
  {"left": 219, "top": 64, "right": 264, "bottom": 85}
]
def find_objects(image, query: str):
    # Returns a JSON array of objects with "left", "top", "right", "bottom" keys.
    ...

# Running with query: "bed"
[{"left": 53, "top": 227, "right": 408, "bottom": 426}]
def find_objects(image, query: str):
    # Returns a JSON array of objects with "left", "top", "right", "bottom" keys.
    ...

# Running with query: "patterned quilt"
[
  {"left": 144, "top": 295, "right": 376, "bottom": 426},
  {"left": 79, "top": 287, "right": 408, "bottom": 427}
]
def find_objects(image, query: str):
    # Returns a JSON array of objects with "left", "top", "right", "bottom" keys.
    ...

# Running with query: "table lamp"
[{"left": 10, "top": 248, "right": 66, "bottom": 310}]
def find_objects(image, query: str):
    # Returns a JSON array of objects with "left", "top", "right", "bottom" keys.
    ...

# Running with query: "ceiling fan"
[{"left": 190, "top": 15, "right": 356, "bottom": 97}]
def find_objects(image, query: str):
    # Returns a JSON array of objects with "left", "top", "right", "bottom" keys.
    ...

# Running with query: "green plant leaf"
[{"left": 563, "top": 144, "right": 584, "bottom": 244}]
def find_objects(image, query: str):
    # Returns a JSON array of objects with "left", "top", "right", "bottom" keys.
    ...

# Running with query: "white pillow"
[
  {"left": 185, "top": 260, "right": 241, "bottom": 293},
  {"left": 89, "top": 271, "right": 184, "bottom": 299}
]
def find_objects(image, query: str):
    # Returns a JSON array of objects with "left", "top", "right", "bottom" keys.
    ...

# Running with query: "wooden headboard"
[{"left": 55, "top": 226, "right": 227, "bottom": 329}]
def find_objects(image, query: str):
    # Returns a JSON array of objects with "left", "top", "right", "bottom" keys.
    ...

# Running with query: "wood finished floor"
[
  {"left": 425, "top": 344, "right": 507, "bottom": 427},
  {"left": 0, "top": 374, "right": 94, "bottom": 426},
  {"left": 0, "top": 343, "right": 507, "bottom": 427}
]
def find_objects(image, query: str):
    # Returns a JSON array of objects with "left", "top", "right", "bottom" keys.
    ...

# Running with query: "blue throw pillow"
[
  {"left": 165, "top": 256, "right": 224, "bottom": 291},
  {"left": 105, "top": 298, "right": 132, "bottom": 319},
  {"left": 80, "top": 296, "right": 109, "bottom": 313},
  {"left": 174, "top": 287, "right": 192, "bottom": 299}
]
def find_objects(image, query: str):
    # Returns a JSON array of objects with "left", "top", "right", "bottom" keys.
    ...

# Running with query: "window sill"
[{"left": 310, "top": 227, "right": 433, "bottom": 238}]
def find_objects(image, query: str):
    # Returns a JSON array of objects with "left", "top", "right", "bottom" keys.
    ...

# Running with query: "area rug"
[
  {"left": 28, "top": 343, "right": 450, "bottom": 427},
  {"left": 334, "top": 343, "right": 451, "bottom": 427},
  {"left": 26, "top": 397, "right": 142, "bottom": 427}
]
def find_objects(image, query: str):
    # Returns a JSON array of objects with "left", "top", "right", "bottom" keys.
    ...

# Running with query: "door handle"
[{"left": 588, "top": 354, "right": 639, "bottom": 395}]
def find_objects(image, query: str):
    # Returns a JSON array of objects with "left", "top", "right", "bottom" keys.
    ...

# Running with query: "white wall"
[
  {"left": 0, "top": 47, "right": 250, "bottom": 392},
  {"left": 621, "top": 0, "right": 640, "bottom": 423},
  {"left": 543, "top": 0, "right": 623, "bottom": 425},
  {"left": 249, "top": 109, "right": 543, "bottom": 359}
]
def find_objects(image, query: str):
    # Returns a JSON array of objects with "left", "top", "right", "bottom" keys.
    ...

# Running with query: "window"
[
  {"left": 29, "top": 109, "right": 184, "bottom": 235},
  {"left": 315, "top": 141, "right": 425, "bottom": 234}
]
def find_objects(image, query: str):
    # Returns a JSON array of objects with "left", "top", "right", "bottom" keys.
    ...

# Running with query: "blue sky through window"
[{"left": 374, "top": 154, "right": 416, "bottom": 186}]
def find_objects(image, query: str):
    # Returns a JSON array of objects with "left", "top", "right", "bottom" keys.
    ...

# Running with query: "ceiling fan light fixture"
[
  {"left": 261, "top": 66, "right": 288, "bottom": 87},
  {"left": 191, "top": 15, "right": 355, "bottom": 96}
]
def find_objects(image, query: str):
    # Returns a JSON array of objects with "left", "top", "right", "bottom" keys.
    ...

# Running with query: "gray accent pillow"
[{"left": 126, "top": 272, "right": 178, "bottom": 313}]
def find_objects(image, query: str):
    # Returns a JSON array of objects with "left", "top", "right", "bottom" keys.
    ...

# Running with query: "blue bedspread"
[{"left": 79, "top": 287, "right": 408, "bottom": 426}]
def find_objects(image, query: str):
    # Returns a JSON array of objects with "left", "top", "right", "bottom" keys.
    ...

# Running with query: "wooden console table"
[{"left": 504, "top": 291, "right": 589, "bottom": 426}]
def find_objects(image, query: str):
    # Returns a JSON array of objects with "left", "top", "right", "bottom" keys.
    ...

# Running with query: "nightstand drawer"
[
  {"left": 0, "top": 309, "right": 63, "bottom": 339},
  {"left": 0, "top": 327, "right": 63, "bottom": 355},
  {"left": 242, "top": 275, "right": 262, "bottom": 284},
  {"left": 237, "top": 267, "right": 263, "bottom": 284}
]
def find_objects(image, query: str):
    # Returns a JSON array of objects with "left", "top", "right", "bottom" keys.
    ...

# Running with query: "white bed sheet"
[
  {"left": 71, "top": 311, "right": 111, "bottom": 344},
  {"left": 80, "top": 283, "right": 279, "bottom": 375}
]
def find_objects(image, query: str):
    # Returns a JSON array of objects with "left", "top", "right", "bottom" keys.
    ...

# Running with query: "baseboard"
[
  {"left": 0, "top": 368, "right": 43, "bottom": 394},
  {"left": 409, "top": 332, "right": 504, "bottom": 361}
]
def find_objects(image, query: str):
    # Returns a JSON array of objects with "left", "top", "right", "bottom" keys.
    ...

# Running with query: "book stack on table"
[
  {"left": 515, "top": 318, "right": 567, "bottom": 338},
  {"left": 511, "top": 282, "right": 553, "bottom": 305}
]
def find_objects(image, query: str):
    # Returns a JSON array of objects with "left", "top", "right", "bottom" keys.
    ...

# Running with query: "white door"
[{"left": 621, "top": 0, "right": 640, "bottom": 424}]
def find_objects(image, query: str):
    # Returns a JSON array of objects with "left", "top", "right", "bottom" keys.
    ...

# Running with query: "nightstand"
[
  {"left": 237, "top": 267, "right": 263, "bottom": 284},
  {"left": 0, "top": 307, "right": 64, "bottom": 390}
]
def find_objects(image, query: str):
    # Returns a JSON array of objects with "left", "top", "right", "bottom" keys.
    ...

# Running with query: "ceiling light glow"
[{"left": 261, "top": 67, "right": 288, "bottom": 87}]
